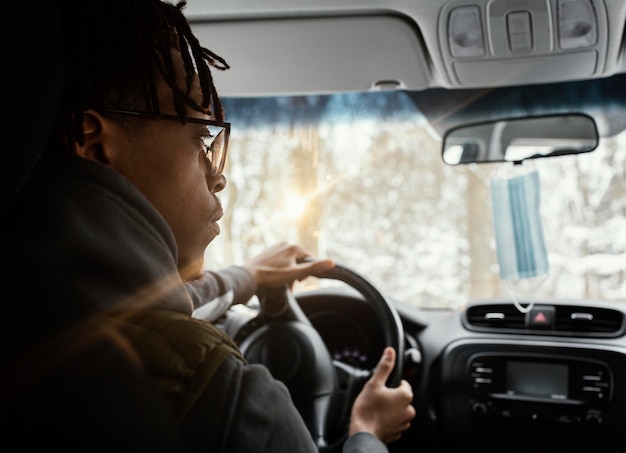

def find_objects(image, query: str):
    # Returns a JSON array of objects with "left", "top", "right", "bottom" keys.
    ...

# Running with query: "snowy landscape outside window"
[{"left": 203, "top": 91, "right": 626, "bottom": 310}]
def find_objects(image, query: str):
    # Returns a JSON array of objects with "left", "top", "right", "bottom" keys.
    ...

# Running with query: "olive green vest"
[{"left": 110, "top": 309, "right": 245, "bottom": 421}]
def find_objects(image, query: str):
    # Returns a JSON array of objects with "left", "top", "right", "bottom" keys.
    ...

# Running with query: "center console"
[
  {"left": 437, "top": 339, "right": 626, "bottom": 452},
  {"left": 467, "top": 352, "right": 611, "bottom": 424}
]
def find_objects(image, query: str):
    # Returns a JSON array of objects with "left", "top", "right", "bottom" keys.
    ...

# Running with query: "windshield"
[{"left": 203, "top": 90, "right": 626, "bottom": 310}]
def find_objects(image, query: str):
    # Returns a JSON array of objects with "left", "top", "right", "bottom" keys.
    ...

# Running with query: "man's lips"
[
  {"left": 214, "top": 207, "right": 223, "bottom": 221},
  {"left": 208, "top": 212, "right": 222, "bottom": 235}
]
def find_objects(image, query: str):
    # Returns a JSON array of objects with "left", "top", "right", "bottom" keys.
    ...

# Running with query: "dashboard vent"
[
  {"left": 554, "top": 306, "right": 624, "bottom": 334},
  {"left": 465, "top": 304, "right": 526, "bottom": 329},
  {"left": 465, "top": 302, "right": 625, "bottom": 337}
]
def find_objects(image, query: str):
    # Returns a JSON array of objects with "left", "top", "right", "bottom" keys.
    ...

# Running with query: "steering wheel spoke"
[{"left": 333, "top": 359, "right": 372, "bottom": 398}]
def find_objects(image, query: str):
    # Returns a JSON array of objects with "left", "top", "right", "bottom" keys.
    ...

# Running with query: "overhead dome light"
[
  {"left": 448, "top": 5, "right": 485, "bottom": 58},
  {"left": 557, "top": 0, "right": 597, "bottom": 49}
]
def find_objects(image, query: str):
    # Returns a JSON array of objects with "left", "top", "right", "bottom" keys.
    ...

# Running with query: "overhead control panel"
[{"left": 439, "top": 0, "right": 608, "bottom": 87}]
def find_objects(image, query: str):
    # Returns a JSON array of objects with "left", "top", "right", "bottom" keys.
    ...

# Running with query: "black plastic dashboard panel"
[{"left": 438, "top": 339, "right": 626, "bottom": 452}]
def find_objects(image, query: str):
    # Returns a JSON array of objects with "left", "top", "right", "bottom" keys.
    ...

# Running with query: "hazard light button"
[{"left": 527, "top": 305, "right": 555, "bottom": 329}]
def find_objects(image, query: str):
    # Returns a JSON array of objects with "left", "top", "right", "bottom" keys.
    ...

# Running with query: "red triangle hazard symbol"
[{"left": 533, "top": 312, "right": 548, "bottom": 323}]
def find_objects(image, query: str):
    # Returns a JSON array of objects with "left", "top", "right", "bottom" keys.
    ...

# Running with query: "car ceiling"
[
  {"left": 184, "top": 0, "right": 626, "bottom": 94},
  {"left": 183, "top": 0, "right": 626, "bottom": 137}
]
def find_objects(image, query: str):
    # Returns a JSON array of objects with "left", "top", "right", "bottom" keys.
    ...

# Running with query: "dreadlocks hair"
[{"left": 54, "top": 0, "right": 229, "bottom": 149}]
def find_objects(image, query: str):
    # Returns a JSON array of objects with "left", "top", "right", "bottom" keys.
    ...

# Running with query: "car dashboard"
[
  {"left": 398, "top": 298, "right": 626, "bottom": 452},
  {"left": 296, "top": 291, "right": 626, "bottom": 452}
]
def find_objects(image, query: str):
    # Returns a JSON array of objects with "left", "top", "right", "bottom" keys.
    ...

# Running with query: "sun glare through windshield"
[{"left": 203, "top": 91, "right": 626, "bottom": 309}]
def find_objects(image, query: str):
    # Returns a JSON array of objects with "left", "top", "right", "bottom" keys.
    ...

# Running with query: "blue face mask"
[{"left": 490, "top": 169, "right": 549, "bottom": 281}]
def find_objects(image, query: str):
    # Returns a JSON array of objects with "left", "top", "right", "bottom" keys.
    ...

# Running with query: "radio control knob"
[
  {"left": 585, "top": 410, "right": 603, "bottom": 425},
  {"left": 471, "top": 401, "right": 488, "bottom": 416}
]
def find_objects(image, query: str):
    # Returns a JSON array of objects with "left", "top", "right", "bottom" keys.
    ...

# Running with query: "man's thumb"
[{"left": 370, "top": 346, "right": 395, "bottom": 386}]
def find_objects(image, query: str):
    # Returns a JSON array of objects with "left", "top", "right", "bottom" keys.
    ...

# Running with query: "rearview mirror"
[{"left": 442, "top": 114, "right": 599, "bottom": 165}]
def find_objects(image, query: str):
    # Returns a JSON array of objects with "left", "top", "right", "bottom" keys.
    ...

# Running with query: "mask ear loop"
[{"left": 502, "top": 273, "right": 549, "bottom": 314}]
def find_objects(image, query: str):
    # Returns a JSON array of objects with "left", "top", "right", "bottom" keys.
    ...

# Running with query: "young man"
[{"left": 1, "top": 0, "right": 414, "bottom": 451}]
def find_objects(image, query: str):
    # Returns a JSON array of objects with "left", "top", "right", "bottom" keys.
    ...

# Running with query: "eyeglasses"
[{"left": 98, "top": 108, "right": 230, "bottom": 177}]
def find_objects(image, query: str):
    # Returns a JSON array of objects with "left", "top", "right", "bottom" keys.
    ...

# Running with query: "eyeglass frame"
[{"left": 97, "top": 108, "right": 231, "bottom": 177}]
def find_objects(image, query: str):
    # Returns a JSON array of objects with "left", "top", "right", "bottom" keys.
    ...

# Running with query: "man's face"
[{"left": 101, "top": 54, "right": 226, "bottom": 280}]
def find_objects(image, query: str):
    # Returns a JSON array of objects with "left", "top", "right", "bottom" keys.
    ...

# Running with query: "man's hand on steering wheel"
[
  {"left": 349, "top": 347, "right": 416, "bottom": 444},
  {"left": 242, "top": 242, "right": 335, "bottom": 289}
]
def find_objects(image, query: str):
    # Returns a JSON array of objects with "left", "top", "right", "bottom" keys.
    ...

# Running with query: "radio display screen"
[{"left": 505, "top": 361, "right": 568, "bottom": 400}]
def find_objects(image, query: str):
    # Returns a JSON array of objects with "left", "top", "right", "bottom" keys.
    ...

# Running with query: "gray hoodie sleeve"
[
  {"left": 187, "top": 266, "right": 256, "bottom": 322},
  {"left": 185, "top": 355, "right": 388, "bottom": 453},
  {"left": 184, "top": 354, "right": 318, "bottom": 453},
  {"left": 342, "top": 432, "right": 388, "bottom": 453}
]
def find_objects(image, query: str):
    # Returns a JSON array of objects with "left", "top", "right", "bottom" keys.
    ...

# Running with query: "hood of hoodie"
[{"left": 2, "top": 152, "right": 194, "bottom": 323}]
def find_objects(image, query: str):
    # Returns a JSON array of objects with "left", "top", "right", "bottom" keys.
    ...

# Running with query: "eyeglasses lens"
[{"left": 205, "top": 125, "right": 226, "bottom": 176}]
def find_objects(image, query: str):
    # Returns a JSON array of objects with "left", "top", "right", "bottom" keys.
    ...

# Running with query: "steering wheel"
[{"left": 234, "top": 262, "right": 404, "bottom": 452}]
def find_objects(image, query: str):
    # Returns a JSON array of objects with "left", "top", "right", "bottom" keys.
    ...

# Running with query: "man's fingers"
[
  {"left": 294, "top": 258, "right": 335, "bottom": 280},
  {"left": 369, "top": 346, "right": 395, "bottom": 386}
]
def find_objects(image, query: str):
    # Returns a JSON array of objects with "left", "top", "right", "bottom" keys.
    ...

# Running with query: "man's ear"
[{"left": 73, "top": 110, "right": 112, "bottom": 165}]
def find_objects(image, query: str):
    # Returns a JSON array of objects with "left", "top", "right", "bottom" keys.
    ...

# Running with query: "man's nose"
[{"left": 207, "top": 174, "right": 227, "bottom": 193}]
